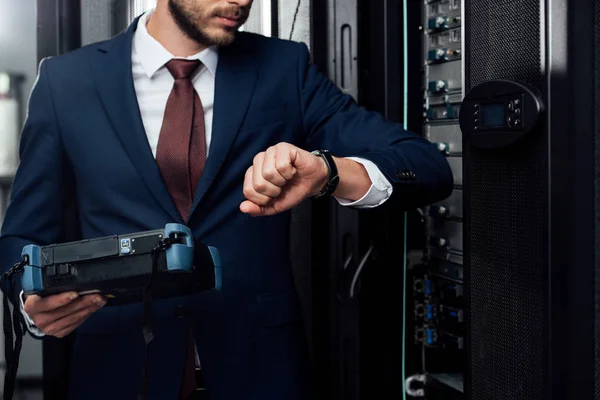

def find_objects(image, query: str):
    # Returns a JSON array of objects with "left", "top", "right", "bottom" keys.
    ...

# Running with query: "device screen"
[{"left": 480, "top": 103, "right": 505, "bottom": 128}]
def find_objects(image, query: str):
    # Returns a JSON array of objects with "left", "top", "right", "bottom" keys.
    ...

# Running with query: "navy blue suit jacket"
[{"left": 0, "top": 17, "right": 453, "bottom": 400}]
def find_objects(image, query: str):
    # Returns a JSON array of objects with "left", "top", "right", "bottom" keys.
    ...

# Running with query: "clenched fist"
[{"left": 240, "top": 142, "right": 329, "bottom": 216}]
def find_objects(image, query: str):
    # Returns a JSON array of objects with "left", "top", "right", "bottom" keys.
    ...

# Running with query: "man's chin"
[{"left": 207, "top": 30, "right": 238, "bottom": 46}]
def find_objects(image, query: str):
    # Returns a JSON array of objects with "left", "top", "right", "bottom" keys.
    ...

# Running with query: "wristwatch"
[{"left": 311, "top": 149, "right": 339, "bottom": 198}]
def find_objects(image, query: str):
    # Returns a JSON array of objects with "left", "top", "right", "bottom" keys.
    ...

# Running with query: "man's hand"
[
  {"left": 240, "top": 142, "right": 328, "bottom": 217},
  {"left": 23, "top": 292, "right": 107, "bottom": 338}
]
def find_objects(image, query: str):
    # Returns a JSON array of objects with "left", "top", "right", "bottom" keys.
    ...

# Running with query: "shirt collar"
[{"left": 132, "top": 9, "right": 219, "bottom": 78}]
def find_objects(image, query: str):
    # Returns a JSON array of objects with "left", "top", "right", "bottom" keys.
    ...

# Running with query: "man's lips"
[{"left": 216, "top": 16, "right": 241, "bottom": 27}]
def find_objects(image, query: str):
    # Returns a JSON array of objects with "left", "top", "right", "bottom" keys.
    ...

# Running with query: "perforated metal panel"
[
  {"left": 242, "top": 1, "right": 311, "bottom": 48},
  {"left": 465, "top": 1, "right": 547, "bottom": 399},
  {"left": 81, "top": 0, "right": 113, "bottom": 45},
  {"left": 278, "top": 0, "right": 311, "bottom": 49},
  {"left": 112, "top": 0, "right": 156, "bottom": 36},
  {"left": 81, "top": 0, "right": 155, "bottom": 45},
  {"left": 241, "top": 0, "right": 272, "bottom": 36},
  {"left": 466, "top": 1, "right": 542, "bottom": 90}
]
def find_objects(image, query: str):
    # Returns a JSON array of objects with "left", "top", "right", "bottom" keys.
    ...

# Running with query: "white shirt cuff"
[
  {"left": 334, "top": 157, "right": 393, "bottom": 209},
  {"left": 19, "top": 290, "right": 46, "bottom": 338}
]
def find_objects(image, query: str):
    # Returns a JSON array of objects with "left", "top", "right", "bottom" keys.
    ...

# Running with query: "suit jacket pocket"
[{"left": 239, "top": 103, "right": 288, "bottom": 133}]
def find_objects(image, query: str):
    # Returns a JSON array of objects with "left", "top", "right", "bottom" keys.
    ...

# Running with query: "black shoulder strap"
[
  {"left": 1, "top": 258, "right": 28, "bottom": 400},
  {"left": 137, "top": 237, "right": 173, "bottom": 400}
]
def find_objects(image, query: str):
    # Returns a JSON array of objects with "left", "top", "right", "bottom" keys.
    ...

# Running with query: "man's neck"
[{"left": 146, "top": 4, "right": 206, "bottom": 57}]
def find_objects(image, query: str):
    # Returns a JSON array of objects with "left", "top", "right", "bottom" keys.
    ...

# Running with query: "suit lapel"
[
  {"left": 90, "top": 18, "right": 183, "bottom": 224},
  {"left": 188, "top": 34, "right": 260, "bottom": 220}
]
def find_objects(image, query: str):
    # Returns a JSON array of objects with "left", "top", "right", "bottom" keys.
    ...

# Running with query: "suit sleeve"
[
  {"left": 297, "top": 43, "right": 454, "bottom": 209},
  {"left": 0, "top": 58, "right": 67, "bottom": 303}
]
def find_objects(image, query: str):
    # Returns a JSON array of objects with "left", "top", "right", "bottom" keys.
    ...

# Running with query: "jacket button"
[
  {"left": 397, "top": 170, "right": 414, "bottom": 180},
  {"left": 174, "top": 305, "right": 186, "bottom": 319}
]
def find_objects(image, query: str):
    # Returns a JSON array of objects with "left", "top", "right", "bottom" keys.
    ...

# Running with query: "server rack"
[
  {"left": 312, "top": 2, "right": 410, "bottom": 399},
  {"left": 462, "top": 0, "right": 600, "bottom": 398},
  {"left": 313, "top": 1, "right": 463, "bottom": 399},
  {"left": 318, "top": 1, "right": 468, "bottom": 398},
  {"left": 417, "top": 0, "right": 465, "bottom": 398}
]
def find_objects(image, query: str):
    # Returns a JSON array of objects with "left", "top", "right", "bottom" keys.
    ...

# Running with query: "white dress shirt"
[{"left": 22, "top": 10, "right": 393, "bottom": 338}]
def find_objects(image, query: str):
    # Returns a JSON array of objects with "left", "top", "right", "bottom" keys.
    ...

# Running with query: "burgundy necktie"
[
  {"left": 156, "top": 59, "right": 205, "bottom": 399},
  {"left": 156, "top": 59, "right": 207, "bottom": 221}
]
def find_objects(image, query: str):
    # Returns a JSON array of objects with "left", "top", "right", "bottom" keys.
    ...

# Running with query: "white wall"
[{"left": 0, "top": 0, "right": 44, "bottom": 392}]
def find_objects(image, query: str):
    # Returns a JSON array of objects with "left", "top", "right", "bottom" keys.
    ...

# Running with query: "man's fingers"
[
  {"left": 252, "top": 153, "right": 282, "bottom": 198},
  {"left": 24, "top": 291, "right": 79, "bottom": 315},
  {"left": 261, "top": 146, "right": 288, "bottom": 187},
  {"left": 243, "top": 167, "right": 274, "bottom": 206},
  {"left": 33, "top": 295, "right": 106, "bottom": 331},
  {"left": 43, "top": 303, "right": 99, "bottom": 337},
  {"left": 240, "top": 200, "right": 282, "bottom": 217},
  {"left": 240, "top": 144, "right": 308, "bottom": 217},
  {"left": 274, "top": 145, "right": 297, "bottom": 180},
  {"left": 51, "top": 319, "right": 87, "bottom": 339},
  {"left": 240, "top": 200, "right": 275, "bottom": 217},
  {"left": 240, "top": 200, "right": 263, "bottom": 216}
]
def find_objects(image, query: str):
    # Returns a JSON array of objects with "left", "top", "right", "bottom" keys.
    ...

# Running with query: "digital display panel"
[{"left": 480, "top": 103, "right": 506, "bottom": 128}]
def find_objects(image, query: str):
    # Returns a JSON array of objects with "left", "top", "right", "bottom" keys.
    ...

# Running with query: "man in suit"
[{"left": 0, "top": 0, "right": 453, "bottom": 398}]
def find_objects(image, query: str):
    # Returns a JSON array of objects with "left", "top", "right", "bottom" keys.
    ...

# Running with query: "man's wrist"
[
  {"left": 330, "top": 157, "right": 372, "bottom": 200},
  {"left": 311, "top": 155, "right": 329, "bottom": 197},
  {"left": 20, "top": 290, "right": 46, "bottom": 338}
]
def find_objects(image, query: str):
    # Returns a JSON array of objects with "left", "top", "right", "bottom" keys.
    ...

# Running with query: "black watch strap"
[{"left": 311, "top": 149, "right": 339, "bottom": 198}]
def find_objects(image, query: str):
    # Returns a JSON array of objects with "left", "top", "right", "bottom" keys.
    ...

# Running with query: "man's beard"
[{"left": 168, "top": 0, "right": 249, "bottom": 47}]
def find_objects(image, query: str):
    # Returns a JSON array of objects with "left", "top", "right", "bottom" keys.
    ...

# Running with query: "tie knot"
[{"left": 166, "top": 59, "right": 201, "bottom": 80}]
